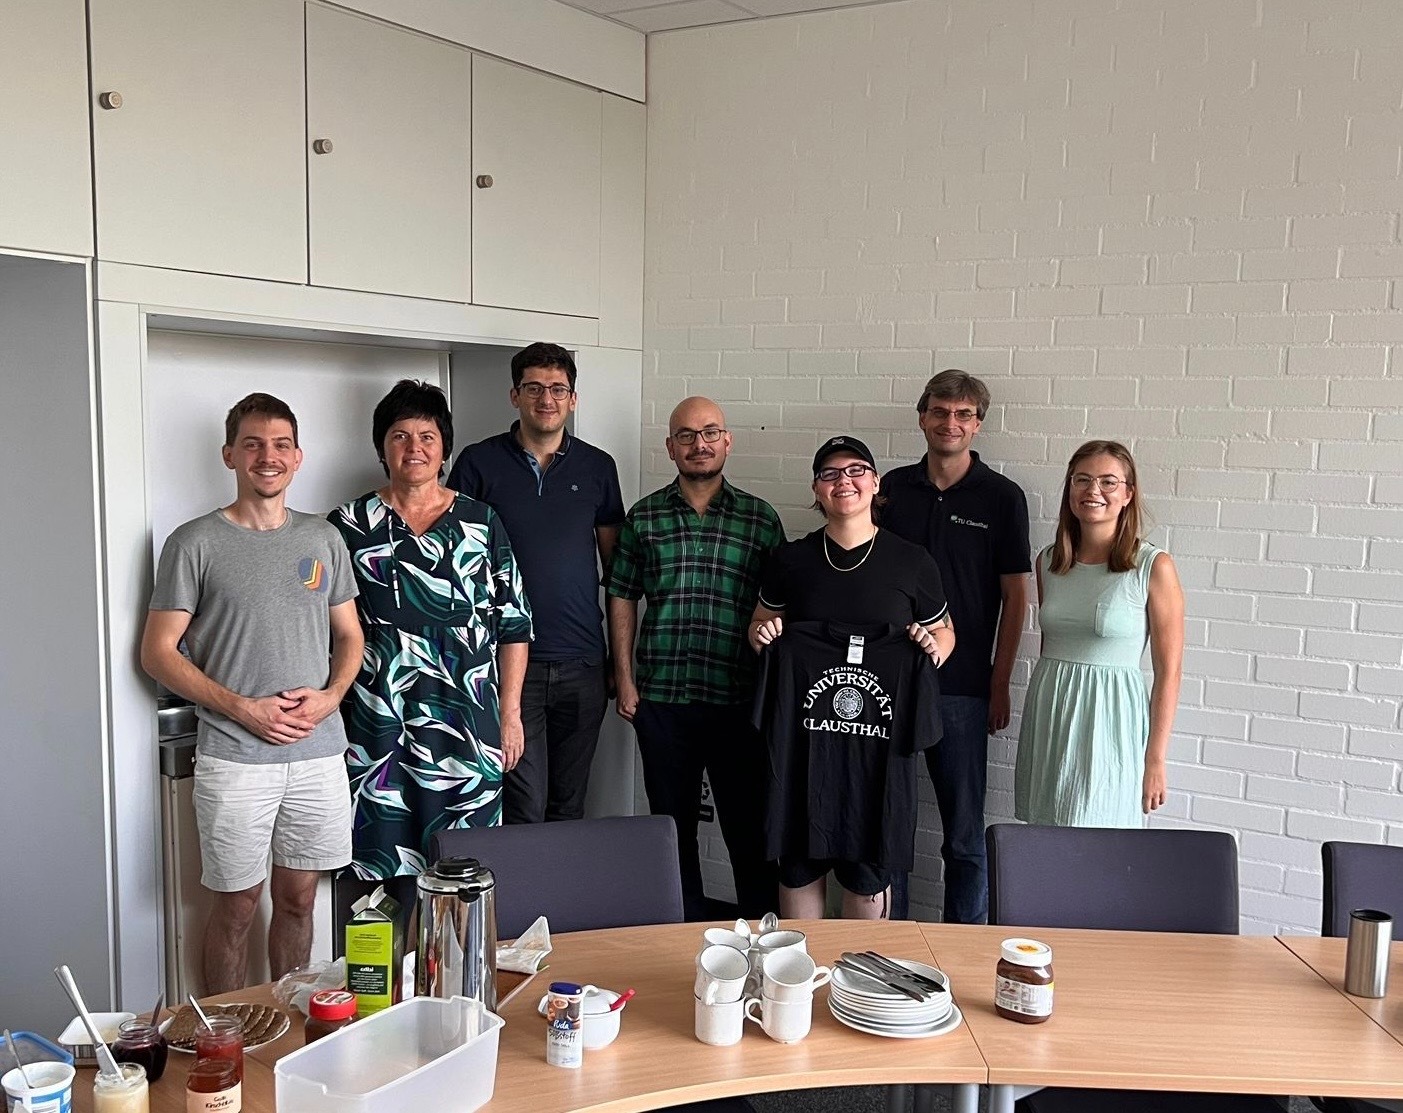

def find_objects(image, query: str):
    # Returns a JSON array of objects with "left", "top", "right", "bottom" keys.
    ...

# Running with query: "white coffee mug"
[
  {"left": 694, "top": 993, "right": 746, "bottom": 1046},
  {"left": 762, "top": 949, "right": 832, "bottom": 1002},
  {"left": 703, "top": 927, "right": 752, "bottom": 953},
  {"left": 755, "top": 929, "right": 807, "bottom": 962},
  {"left": 695, "top": 943, "right": 750, "bottom": 1004},
  {"left": 744, "top": 994, "right": 812, "bottom": 1044}
]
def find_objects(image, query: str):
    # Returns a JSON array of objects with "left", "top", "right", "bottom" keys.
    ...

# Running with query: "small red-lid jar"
[{"left": 304, "top": 989, "right": 358, "bottom": 1043}]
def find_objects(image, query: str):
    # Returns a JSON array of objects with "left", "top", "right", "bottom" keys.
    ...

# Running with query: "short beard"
[{"left": 678, "top": 463, "right": 723, "bottom": 482}]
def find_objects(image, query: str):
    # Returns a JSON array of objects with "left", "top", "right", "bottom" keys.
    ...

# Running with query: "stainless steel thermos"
[
  {"left": 1343, "top": 908, "right": 1393, "bottom": 999},
  {"left": 415, "top": 856, "right": 498, "bottom": 1011}
]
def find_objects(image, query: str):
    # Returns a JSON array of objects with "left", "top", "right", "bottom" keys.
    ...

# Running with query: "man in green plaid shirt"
[{"left": 607, "top": 396, "right": 785, "bottom": 919}]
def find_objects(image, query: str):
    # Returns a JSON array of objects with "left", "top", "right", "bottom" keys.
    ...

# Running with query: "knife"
[
  {"left": 860, "top": 951, "right": 947, "bottom": 994},
  {"left": 835, "top": 954, "right": 929, "bottom": 1001}
]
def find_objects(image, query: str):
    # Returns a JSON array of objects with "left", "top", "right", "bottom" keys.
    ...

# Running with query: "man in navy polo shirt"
[
  {"left": 882, "top": 369, "right": 1031, "bottom": 924},
  {"left": 447, "top": 342, "right": 626, "bottom": 823}
]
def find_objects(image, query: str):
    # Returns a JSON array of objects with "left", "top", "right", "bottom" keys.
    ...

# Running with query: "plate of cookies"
[{"left": 161, "top": 1002, "right": 291, "bottom": 1053}]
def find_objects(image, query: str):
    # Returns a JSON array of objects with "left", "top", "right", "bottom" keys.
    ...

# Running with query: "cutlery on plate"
[
  {"left": 834, "top": 956, "right": 928, "bottom": 1002},
  {"left": 860, "top": 951, "right": 946, "bottom": 993}
]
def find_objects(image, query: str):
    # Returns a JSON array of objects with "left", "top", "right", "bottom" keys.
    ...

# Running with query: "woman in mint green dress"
[{"left": 1015, "top": 440, "right": 1184, "bottom": 827}]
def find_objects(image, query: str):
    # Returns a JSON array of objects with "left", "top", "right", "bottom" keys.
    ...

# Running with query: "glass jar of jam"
[
  {"left": 186, "top": 1058, "right": 241, "bottom": 1113},
  {"left": 304, "top": 989, "right": 357, "bottom": 1043},
  {"left": 193, "top": 1016, "right": 244, "bottom": 1081},
  {"left": 93, "top": 1062, "right": 149, "bottom": 1113},
  {"left": 994, "top": 937, "right": 1054, "bottom": 1024},
  {"left": 113, "top": 1018, "right": 169, "bottom": 1083}
]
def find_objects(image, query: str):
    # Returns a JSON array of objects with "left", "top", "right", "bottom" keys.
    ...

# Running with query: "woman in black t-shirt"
[{"left": 747, "top": 435, "right": 955, "bottom": 920}]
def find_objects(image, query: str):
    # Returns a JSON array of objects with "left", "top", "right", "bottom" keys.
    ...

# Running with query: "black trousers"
[
  {"left": 504, "top": 659, "right": 609, "bottom": 825},
  {"left": 632, "top": 699, "right": 777, "bottom": 921}
]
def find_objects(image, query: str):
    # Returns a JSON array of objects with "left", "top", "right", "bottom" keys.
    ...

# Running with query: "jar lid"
[
  {"left": 308, "top": 989, "right": 358, "bottom": 1021},
  {"left": 1001, "top": 938, "right": 1053, "bottom": 967},
  {"left": 548, "top": 982, "right": 583, "bottom": 995}
]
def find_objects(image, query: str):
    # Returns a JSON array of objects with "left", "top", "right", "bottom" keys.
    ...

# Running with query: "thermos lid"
[{"left": 417, "top": 856, "right": 496, "bottom": 896}]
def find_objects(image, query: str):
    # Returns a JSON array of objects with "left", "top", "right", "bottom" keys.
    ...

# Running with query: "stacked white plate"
[{"left": 827, "top": 958, "right": 963, "bottom": 1039}]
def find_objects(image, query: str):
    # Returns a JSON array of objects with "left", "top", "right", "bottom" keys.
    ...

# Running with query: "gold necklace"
[{"left": 823, "top": 529, "right": 878, "bottom": 573}]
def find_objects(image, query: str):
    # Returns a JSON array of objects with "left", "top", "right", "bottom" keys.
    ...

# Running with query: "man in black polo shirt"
[
  {"left": 447, "top": 342, "right": 626, "bottom": 824},
  {"left": 881, "top": 369, "right": 1031, "bottom": 924}
]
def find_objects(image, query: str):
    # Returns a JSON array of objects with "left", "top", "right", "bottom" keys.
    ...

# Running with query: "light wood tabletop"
[
  {"left": 68, "top": 918, "right": 985, "bottom": 1113},
  {"left": 920, "top": 923, "right": 1403, "bottom": 1102},
  {"left": 1277, "top": 935, "right": 1403, "bottom": 1046}
]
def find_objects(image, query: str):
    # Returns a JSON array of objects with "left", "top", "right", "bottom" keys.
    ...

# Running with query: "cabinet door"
[
  {"left": 307, "top": 6, "right": 471, "bottom": 302},
  {"left": 472, "top": 57, "right": 602, "bottom": 318},
  {"left": 89, "top": 0, "right": 306, "bottom": 282},
  {"left": 0, "top": 0, "right": 93, "bottom": 257}
]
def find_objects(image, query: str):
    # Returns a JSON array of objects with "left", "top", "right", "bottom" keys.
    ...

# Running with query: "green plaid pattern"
[{"left": 607, "top": 479, "right": 784, "bottom": 704}]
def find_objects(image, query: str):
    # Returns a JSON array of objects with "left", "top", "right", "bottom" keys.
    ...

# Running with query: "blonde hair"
[{"left": 1048, "top": 440, "right": 1141, "bottom": 574}]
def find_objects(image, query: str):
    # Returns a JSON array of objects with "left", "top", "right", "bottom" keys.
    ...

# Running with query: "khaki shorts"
[{"left": 193, "top": 752, "right": 353, "bottom": 892}]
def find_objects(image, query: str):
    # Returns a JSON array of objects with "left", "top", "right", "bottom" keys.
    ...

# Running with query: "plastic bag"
[
  {"left": 496, "top": 915, "right": 552, "bottom": 973},
  {"left": 272, "top": 957, "right": 347, "bottom": 1015}
]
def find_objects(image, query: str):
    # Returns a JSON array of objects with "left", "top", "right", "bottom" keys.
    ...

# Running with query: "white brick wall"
[{"left": 642, "top": 0, "right": 1403, "bottom": 932}]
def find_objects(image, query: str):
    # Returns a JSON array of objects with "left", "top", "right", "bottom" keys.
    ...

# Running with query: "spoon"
[
  {"left": 53, "top": 965, "right": 122, "bottom": 1079},
  {"left": 759, "top": 912, "right": 780, "bottom": 936},
  {"left": 188, "top": 993, "right": 215, "bottom": 1032},
  {"left": 3, "top": 1029, "right": 34, "bottom": 1091},
  {"left": 608, "top": 988, "right": 636, "bottom": 1012}
]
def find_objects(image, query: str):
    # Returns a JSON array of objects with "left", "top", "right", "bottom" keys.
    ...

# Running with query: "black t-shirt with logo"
[
  {"left": 752, "top": 622, "right": 942, "bottom": 871},
  {"left": 880, "top": 452, "right": 1031, "bottom": 697}
]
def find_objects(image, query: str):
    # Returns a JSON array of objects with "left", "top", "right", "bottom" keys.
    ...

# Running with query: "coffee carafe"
[{"left": 415, "top": 856, "right": 498, "bottom": 1011}]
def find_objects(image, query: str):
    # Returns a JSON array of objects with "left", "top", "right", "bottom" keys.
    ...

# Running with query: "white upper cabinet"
[
  {"left": 306, "top": 5, "right": 472, "bottom": 302},
  {"left": 89, "top": 0, "right": 307, "bottom": 282},
  {"left": 472, "top": 57, "right": 602, "bottom": 319},
  {"left": 0, "top": 0, "right": 94, "bottom": 257}
]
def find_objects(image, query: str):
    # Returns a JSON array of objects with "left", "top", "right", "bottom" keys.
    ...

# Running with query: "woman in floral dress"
[{"left": 331, "top": 380, "right": 532, "bottom": 887}]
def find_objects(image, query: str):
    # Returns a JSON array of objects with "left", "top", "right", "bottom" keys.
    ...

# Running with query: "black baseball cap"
[{"left": 812, "top": 435, "right": 877, "bottom": 475}]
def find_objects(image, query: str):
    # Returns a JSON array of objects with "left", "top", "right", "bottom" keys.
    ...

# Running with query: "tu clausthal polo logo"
[{"left": 298, "top": 557, "right": 328, "bottom": 593}]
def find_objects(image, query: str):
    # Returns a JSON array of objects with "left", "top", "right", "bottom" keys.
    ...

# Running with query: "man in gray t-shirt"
[{"left": 141, "top": 393, "right": 363, "bottom": 993}]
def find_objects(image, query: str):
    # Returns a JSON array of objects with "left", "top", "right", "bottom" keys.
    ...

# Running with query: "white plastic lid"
[{"left": 1001, "top": 938, "right": 1053, "bottom": 967}]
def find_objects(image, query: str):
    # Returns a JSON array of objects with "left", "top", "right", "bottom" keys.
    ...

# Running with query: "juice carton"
[{"left": 345, "top": 885, "right": 403, "bottom": 1017}]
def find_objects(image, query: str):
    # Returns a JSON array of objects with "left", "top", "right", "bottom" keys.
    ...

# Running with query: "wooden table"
[
  {"left": 921, "top": 924, "right": 1403, "bottom": 1113},
  {"left": 1278, "top": 935, "right": 1403, "bottom": 1044},
  {"left": 69, "top": 919, "right": 985, "bottom": 1113}
]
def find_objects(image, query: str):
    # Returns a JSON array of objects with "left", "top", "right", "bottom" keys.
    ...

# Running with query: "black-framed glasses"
[
  {"left": 671, "top": 427, "right": 726, "bottom": 445},
  {"left": 815, "top": 463, "right": 875, "bottom": 483},
  {"left": 924, "top": 406, "right": 979, "bottom": 423},
  {"left": 1070, "top": 474, "right": 1125, "bottom": 493},
  {"left": 517, "top": 382, "right": 574, "bottom": 400}
]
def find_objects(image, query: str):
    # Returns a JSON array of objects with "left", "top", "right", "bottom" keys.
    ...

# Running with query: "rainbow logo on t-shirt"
[{"left": 299, "top": 557, "right": 328, "bottom": 593}]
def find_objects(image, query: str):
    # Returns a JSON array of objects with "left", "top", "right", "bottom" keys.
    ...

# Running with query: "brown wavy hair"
[{"left": 1048, "top": 440, "right": 1141, "bottom": 574}]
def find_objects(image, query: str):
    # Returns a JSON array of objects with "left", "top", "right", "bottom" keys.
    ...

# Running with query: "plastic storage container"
[{"left": 274, "top": 995, "right": 503, "bottom": 1113}]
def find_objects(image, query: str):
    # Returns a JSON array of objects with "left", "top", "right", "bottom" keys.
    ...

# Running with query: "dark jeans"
[
  {"left": 504, "top": 659, "right": 609, "bottom": 825},
  {"left": 891, "top": 694, "right": 990, "bottom": 924},
  {"left": 632, "top": 699, "right": 777, "bottom": 921}
]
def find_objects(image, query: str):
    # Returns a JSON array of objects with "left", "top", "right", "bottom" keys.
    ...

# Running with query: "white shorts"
[{"left": 193, "top": 752, "right": 353, "bottom": 892}]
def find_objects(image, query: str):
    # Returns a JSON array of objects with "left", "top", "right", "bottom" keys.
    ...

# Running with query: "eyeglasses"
[
  {"left": 924, "top": 406, "right": 979, "bottom": 423},
  {"left": 815, "top": 463, "right": 876, "bottom": 483},
  {"left": 517, "top": 382, "right": 573, "bottom": 400},
  {"left": 1070, "top": 474, "right": 1126, "bottom": 493},
  {"left": 671, "top": 427, "right": 726, "bottom": 445}
]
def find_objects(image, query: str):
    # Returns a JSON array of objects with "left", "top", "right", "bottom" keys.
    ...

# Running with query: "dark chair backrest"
[
  {"left": 429, "top": 815, "right": 685, "bottom": 939},
  {"left": 986, "top": 824, "right": 1241, "bottom": 934},
  {"left": 1321, "top": 840, "right": 1403, "bottom": 937}
]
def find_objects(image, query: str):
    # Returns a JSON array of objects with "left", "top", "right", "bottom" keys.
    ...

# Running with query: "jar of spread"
[
  {"left": 304, "top": 990, "right": 357, "bottom": 1043},
  {"left": 994, "top": 937, "right": 1054, "bottom": 1024},
  {"left": 113, "top": 1018, "right": 169, "bottom": 1082},
  {"left": 193, "top": 1017, "right": 244, "bottom": 1082},
  {"left": 185, "top": 1057, "right": 241, "bottom": 1113},
  {"left": 93, "top": 1062, "right": 149, "bottom": 1113}
]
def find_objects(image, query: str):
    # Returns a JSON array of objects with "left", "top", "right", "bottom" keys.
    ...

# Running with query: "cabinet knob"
[
  {"left": 312, "top": 138, "right": 334, "bottom": 155},
  {"left": 475, "top": 174, "right": 494, "bottom": 188},
  {"left": 98, "top": 91, "right": 123, "bottom": 110}
]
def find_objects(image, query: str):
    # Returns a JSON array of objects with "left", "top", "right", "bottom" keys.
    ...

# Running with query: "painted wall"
[{"left": 644, "top": 0, "right": 1403, "bottom": 932}]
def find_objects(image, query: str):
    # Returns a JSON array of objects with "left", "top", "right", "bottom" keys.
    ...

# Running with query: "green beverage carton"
[{"left": 345, "top": 885, "right": 403, "bottom": 1017}]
